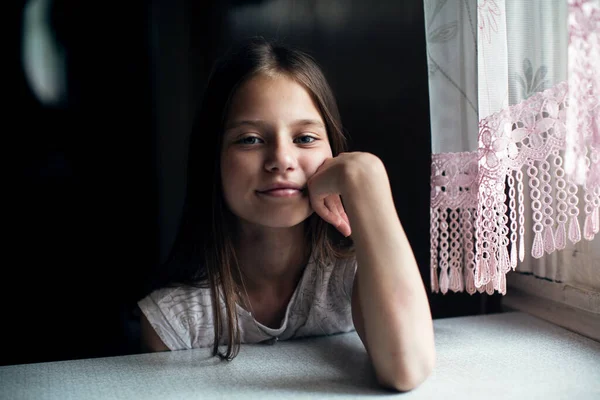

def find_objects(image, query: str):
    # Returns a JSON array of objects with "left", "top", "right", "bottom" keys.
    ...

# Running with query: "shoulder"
[
  {"left": 332, "top": 255, "right": 357, "bottom": 297},
  {"left": 138, "top": 284, "right": 215, "bottom": 350},
  {"left": 140, "top": 284, "right": 215, "bottom": 323},
  {"left": 144, "top": 284, "right": 212, "bottom": 308},
  {"left": 305, "top": 254, "right": 357, "bottom": 300},
  {"left": 325, "top": 254, "right": 357, "bottom": 279}
]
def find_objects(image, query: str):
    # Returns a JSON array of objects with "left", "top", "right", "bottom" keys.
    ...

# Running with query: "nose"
[{"left": 264, "top": 138, "right": 298, "bottom": 172}]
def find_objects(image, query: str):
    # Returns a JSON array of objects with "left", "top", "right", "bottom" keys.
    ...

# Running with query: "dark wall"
[
  {"left": 7, "top": 0, "right": 157, "bottom": 365},
  {"left": 6, "top": 0, "right": 499, "bottom": 366}
]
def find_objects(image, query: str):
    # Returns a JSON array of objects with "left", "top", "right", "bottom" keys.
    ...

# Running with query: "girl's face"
[{"left": 221, "top": 74, "right": 333, "bottom": 231}]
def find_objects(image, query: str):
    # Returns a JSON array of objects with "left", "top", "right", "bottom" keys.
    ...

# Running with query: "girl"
[{"left": 138, "top": 37, "right": 435, "bottom": 391}]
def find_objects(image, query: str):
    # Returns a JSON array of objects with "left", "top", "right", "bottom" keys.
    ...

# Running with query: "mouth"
[{"left": 257, "top": 187, "right": 306, "bottom": 198}]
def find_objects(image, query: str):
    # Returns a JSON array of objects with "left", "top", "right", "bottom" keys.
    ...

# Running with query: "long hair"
[{"left": 148, "top": 37, "right": 354, "bottom": 360}]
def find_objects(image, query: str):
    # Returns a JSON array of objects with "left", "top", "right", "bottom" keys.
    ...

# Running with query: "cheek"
[
  {"left": 221, "top": 152, "right": 253, "bottom": 195},
  {"left": 303, "top": 147, "right": 333, "bottom": 175},
  {"left": 220, "top": 154, "right": 236, "bottom": 198}
]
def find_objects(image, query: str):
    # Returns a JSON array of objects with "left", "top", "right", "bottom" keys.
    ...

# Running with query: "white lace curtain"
[{"left": 425, "top": 0, "right": 600, "bottom": 295}]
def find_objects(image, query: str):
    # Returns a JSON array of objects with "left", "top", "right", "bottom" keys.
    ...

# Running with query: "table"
[{"left": 1, "top": 311, "right": 599, "bottom": 399}]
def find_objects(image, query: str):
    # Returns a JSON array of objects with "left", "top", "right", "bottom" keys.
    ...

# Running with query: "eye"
[
  {"left": 237, "top": 136, "right": 263, "bottom": 145},
  {"left": 295, "top": 135, "right": 317, "bottom": 144}
]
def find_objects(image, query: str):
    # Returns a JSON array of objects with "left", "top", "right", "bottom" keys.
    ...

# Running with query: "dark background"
[{"left": 5, "top": 0, "right": 501, "bottom": 367}]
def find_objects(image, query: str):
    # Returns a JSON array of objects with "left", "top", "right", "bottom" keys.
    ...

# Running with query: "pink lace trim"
[
  {"left": 431, "top": 152, "right": 487, "bottom": 295},
  {"left": 430, "top": 0, "right": 600, "bottom": 295},
  {"left": 565, "top": 0, "right": 600, "bottom": 189}
]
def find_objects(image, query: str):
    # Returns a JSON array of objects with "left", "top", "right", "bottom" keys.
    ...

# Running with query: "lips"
[
  {"left": 257, "top": 188, "right": 304, "bottom": 198},
  {"left": 258, "top": 182, "right": 305, "bottom": 193},
  {"left": 260, "top": 187, "right": 302, "bottom": 193},
  {"left": 262, "top": 188, "right": 300, "bottom": 193}
]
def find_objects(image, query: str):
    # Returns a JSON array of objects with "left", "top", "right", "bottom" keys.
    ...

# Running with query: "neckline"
[{"left": 234, "top": 250, "right": 315, "bottom": 333}]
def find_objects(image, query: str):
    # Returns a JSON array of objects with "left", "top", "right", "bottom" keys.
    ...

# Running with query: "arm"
[
  {"left": 139, "top": 306, "right": 170, "bottom": 352},
  {"left": 342, "top": 154, "right": 435, "bottom": 392}
]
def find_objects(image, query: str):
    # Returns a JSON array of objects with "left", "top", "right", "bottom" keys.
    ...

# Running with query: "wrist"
[{"left": 340, "top": 153, "right": 389, "bottom": 198}]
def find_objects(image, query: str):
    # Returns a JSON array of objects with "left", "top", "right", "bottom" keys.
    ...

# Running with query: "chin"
[
  {"left": 259, "top": 215, "right": 310, "bottom": 229},
  {"left": 241, "top": 210, "right": 312, "bottom": 230}
]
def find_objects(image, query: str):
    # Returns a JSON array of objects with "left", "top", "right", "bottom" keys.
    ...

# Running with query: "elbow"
[{"left": 376, "top": 350, "right": 436, "bottom": 392}]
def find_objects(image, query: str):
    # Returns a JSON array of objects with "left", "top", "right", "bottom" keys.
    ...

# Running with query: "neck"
[{"left": 234, "top": 220, "right": 310, "bottom": 296}]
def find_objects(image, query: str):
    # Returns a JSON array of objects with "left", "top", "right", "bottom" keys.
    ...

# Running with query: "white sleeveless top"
[{"left": 138, "top": 254, "right": 357, "bottom": 350}]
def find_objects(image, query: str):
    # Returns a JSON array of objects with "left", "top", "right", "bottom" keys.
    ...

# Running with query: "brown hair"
[{"left": 148, "top": 37, "right": 354, "bottom": 360}]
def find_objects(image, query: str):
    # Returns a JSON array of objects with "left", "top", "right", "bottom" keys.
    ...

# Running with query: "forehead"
[{"left": 226, "top": 74, "right": 324, "bottom": 123}]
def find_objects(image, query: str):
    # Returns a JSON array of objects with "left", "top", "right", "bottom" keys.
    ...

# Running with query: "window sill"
[{"left": 505, "top": 273, "right": 600, "bottom": 342}]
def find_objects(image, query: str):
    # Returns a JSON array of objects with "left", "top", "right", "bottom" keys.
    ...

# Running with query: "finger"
[
  {"left": 317, "top": 200, "right": 350, "bottom": 237},
  {"left": 334, "top": 196, "right": 351, "bottom": 232},
  {"left": 323, "top": 196, "right": 343, "bottom": 227},
  {"left": 324, "top": 196, "right": 351, "bottom": 237},
  {"left": 312, "top": 196, "right": 339, "bottom": 228},
  {"left": 330, "top": 195, "right": 351, "bottom": 236},
  {"left": 316, "top": 204, "right": 347, "bottom": 236}
]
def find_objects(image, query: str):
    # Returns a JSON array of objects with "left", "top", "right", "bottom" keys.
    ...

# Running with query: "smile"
[{"left": 257, "top": 188, "right": 304, "bottom": 198}]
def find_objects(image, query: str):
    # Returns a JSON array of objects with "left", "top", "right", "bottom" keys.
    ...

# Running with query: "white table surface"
[{"left": 1, "top": 311, "right": 599, "bottom": 399}]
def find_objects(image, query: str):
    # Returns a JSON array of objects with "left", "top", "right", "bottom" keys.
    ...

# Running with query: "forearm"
[{"left": 342, "top": 157, "right": 435, "bottom": 390}]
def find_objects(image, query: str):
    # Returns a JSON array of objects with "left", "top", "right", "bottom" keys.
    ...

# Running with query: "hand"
[{"left": 306, "top": 152, "right": 363, "bottom": 238}]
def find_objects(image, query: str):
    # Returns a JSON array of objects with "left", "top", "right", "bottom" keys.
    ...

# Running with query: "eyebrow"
[{"left": 224, "top": 119, "right": 326, "bottom": 132}]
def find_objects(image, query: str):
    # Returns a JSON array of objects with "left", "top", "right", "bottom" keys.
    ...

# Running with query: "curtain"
[{"left": 425, "top": 0, "right": 600, "bottom": 295}]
